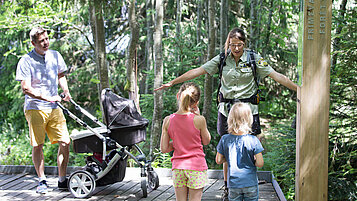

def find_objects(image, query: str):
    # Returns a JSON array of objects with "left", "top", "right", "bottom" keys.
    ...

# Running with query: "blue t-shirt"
[
  {"left": 216, "top": 133, "right": 264, "bottom": 189},
  {"left": 16, "top": 49, "right": 67, "bottom": 110}
]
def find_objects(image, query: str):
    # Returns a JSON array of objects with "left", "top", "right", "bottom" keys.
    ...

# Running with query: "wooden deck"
[{"left": 0, "top": 167, "right": 281, "bottom": 200}]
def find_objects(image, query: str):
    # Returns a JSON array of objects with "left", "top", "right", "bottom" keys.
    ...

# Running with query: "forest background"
[{"left": 0, "top": 0, "right": 355, "bottom": 200}]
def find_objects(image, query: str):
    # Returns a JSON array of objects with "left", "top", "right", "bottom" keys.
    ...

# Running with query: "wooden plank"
[
  {"left": 0, "top": 173, "right": 26, "bottom": 187},
  {"left": 0, "top": 173, "right": 13, "bottom": 181},
  {"left": 202, "top": 179, "right": 224, "bottom": 200},
  {"left": 154, "top": 185, "right": 174, "bottom": 200},
  {"left": 259, "top": 183, "right": 279, "bottom": 200},
  {"left": 296, "top": 0, "right": 332, "bottom": 200},
  {"left": 1, "top": 174, "right": 36, "bottom": 190},
  {"left": 2, "top": 174, "right": 39, "bottom": 199},
  {"left": 4, "top": 175, "right": 38, "bottom": 190},
  {"left": 139, "top": 183, "right": 173, "bottom": 201},
  {"left": 86, "top": 181, "right": 129, "bottom": 200},
  {"left": 0, "top": 172, "right": 281, "bottom": 200},
  {"left": 98, "top": 180, "right": 139, "bottom": 200},
  {"left": 139, "top": 175, "right": 174, "bottom": 201}
]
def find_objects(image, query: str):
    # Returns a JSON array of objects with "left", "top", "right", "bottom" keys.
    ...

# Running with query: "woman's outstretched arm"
[
  {"left": 154, "top": 67, "right": 207, "bottom": 91},
  {"left": 268, "top": 70, "right": 298, "bottom": 91}
]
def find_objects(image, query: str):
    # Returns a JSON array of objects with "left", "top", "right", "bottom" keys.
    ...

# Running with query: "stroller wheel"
[
  {"left": 68, "top": 170, "right": 96, "bottom": 198},
  {"left": 141, "top": 177, "right": 147, "bottom": 198},
  {"left": 147, "top": 170, "right": 159, "bottom": 190}
]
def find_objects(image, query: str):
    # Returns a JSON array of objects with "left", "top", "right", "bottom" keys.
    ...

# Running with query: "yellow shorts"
[
  {"left": 25, "top": 108, "right": 70, "bottom": 146},
  {"left": 172, "top": 169, "right": 208, "bottom": 189}
]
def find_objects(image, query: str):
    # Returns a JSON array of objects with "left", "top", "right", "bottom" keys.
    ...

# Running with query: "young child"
[
  {"left": 216, "top": 102, "right": 264, "bottom": 201},
  {"left": 160, "top": 82, "right": 211, "bottom": 201}
]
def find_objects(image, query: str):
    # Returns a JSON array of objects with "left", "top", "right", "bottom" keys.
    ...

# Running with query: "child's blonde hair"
[
  {"left": 227, "top": 102, "right": 253, "bottom": 134},
  {"left": 178, "top": 82, "right": 200, "bottom": 112}
]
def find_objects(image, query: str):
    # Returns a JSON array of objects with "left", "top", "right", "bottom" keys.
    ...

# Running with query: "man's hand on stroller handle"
[{"left": 60, "top": 91, "right": 72, "bottom": 101}]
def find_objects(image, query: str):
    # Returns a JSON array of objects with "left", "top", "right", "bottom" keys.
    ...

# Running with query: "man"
[{"left": 16, "top": 27, "right": 71, "bottom": 194}]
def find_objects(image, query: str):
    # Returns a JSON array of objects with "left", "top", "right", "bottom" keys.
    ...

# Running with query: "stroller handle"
[{"left": 59, "top": 94, "right": 107, "bottom": 128}]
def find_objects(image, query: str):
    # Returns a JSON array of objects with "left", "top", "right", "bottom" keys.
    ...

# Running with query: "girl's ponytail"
[
  {"left": 178, "top": 82, "right": 200, "bottom": 112},
  {"left": 180, "top": 91, "right": 192, "bottom": 111}
]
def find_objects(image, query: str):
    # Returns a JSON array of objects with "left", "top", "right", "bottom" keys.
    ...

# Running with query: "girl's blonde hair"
[
  {"left": 227, "top": 102, "right": 253, "bottom": 134},
  {"left": 178, "top": 82, "right": 200, "bottom": 112},
  {"left": 224, "top": 28, "right": 247, "bottom": 56}
]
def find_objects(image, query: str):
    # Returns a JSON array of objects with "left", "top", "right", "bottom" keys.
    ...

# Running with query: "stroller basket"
[{"left": 71, "top": 127, "right": 108, "bottom": 153}]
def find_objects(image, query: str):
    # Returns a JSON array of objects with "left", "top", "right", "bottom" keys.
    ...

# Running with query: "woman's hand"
[
  {"left": 154, "top": 67, "right": 208, "bottom": 91},
  {"left": 154, "top": 82, "right": 173, "bottom": 91}
]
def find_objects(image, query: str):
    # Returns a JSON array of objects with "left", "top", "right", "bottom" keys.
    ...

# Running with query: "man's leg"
[
  {"left": 57, "top": 141, "right": 70, "bottom": 178},
  {"left": 32, "top": 144, "right": 45, "bottom": 179},
  {"left": 33, "top": 144, "right": 48, "bottom": 194}
]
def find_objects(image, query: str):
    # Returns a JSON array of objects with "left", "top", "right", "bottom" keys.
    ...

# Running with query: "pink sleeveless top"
[{"left": 168, "top": 113, "right": 208, "bottom": 171}]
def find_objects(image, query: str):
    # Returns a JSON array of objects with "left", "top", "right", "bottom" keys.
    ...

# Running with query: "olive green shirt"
[{"left": 202, "top": 49, "right": 274, "bottom": 116}]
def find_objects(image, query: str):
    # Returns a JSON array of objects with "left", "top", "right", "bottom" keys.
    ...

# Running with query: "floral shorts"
[{"left": 172, "top": 169, "right": 208, "bottom": 189}]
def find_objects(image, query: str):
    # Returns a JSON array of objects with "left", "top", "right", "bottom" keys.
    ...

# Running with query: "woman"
[{"left": 155, "top": 28, "right": 297, "bottom": 200}]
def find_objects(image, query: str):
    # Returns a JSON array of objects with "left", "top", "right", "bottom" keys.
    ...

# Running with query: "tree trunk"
[
  {"left": 249, "top": 0, "right": 258, "bottom": 49},
  {"left": 127, "top": 0, "right": 140, "bottom": 112},
  {"left": 143, "top": 0, "right": 154, "bottom": 94},
  {"left": 263, "top": 0, "right": 274, "bottom": 56},
  {"left": 90, "top": 0, "right": 109, "bottom": 122},
  {"left": 197, "top": 0, "right": 202, "bottom": 64},
  {"left": 176, "top": 0, "right": 183, "bottom": 62},
  {"left": 197, "top": 0, "right": 201, "bottom": 45},
  {"left": 202, "top": 0, "right": 215, "bottom": 120},
  {"left": 150, "top": 0, "right": 164, "bottom": 160},
  {"left": 331, "top": 0, "right": 348, "bottom": 70},
  {"left": 220, "top": 0, "right": 228, "bottom": 50}
]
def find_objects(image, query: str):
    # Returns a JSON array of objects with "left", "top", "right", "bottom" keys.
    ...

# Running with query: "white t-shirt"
[{"left": 16, "top": 49, "right": 67, "bottom": 110}]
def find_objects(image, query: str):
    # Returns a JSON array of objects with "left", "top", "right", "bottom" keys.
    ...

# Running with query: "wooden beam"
[{"left": 296, "top": 0, "right": 332, "bottom": 200}]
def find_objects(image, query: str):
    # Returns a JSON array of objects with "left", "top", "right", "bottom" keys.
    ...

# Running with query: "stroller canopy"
[{"left": 101, "top": 89, "right": 149, "bottom": 130}]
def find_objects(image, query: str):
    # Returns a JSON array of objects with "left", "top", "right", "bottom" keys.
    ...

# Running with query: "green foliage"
[
  {"left": 327, "top": 5, "right": 357, "bottom": 200},
  {"left": 261, "top": 121, "right": 296, "bottom": 200},
  {"left": 151, "top": 149, "right": 172, "bottom": 169}
]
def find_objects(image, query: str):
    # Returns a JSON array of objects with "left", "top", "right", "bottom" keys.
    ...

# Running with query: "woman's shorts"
[
  {"left": 25, "top": 108, "right": 70, "bottom": 146},
  {"left": 172, "top": 169, "right": 208, "bottom": 189}
]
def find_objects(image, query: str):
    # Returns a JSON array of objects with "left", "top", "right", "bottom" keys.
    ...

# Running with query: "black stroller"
[{"left": 57, "top": 88, "right": 159, "bottom": 198}]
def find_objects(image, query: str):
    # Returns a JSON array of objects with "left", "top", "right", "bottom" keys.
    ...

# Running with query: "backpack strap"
[
  {"left": 216, "top": 51, "right": 229, "bottom": 105},
  {"left": 247, "top": 50, "right": 265, "bottom": 102},
  {"left": 247, "top": 50, "right": 259, "bottom": 89}
]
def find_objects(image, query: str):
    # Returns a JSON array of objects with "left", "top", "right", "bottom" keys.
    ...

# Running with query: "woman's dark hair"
[{"left": 224, "top": 28, "right": 246, "bottom": 56}]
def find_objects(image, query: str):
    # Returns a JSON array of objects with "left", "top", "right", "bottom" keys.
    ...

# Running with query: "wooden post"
[{"left": 296, "top": 0, "right": 332, "bottom": 200}]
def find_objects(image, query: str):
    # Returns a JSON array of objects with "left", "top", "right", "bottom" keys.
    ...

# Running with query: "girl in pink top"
[{"left": 160, "top": 82, "right": 211, "bottom": 201}]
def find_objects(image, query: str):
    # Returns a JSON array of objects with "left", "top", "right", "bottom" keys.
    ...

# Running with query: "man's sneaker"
[
  {"left": 58, "top": 178, "right": 68, "bottom": 190},
  {"left": 222, "top": 187, "right": 229, "bottom": 201},
  {"left": 36, "top": 180, "right": 48, "bottom": 194}
]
